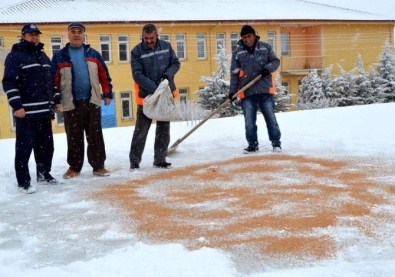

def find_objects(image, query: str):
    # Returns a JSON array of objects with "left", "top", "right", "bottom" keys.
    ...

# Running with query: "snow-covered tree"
[
  {"left": 351, "top": 54, "right": 376, "bottom": 104},
  {"left": 273, "top": 74, "right": 292, "bottom": 112},
  {"left": 196, "top": 46, "right": 240, "bottom": 117},
  {"left": 298, "top": 69, "right": 330, "bottom": 109},
  {"left": 331, "top": 65, "right": 357, "bottom": 106},
  {"left": 373, "top": 41, "right": 395, "bottom": 102},
  {"left": 321, "top": 64, "right": 339, "bottom": 107}
]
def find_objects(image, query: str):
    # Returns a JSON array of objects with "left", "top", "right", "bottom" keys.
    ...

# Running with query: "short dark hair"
[{"left": 142, "top": 23, "right": 157, "bottom": 34}]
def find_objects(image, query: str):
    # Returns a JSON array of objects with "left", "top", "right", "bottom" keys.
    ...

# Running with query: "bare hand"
[
  {"left": 104, "top": 98, "right": 111, "bottom": 106},
  {"left": 14, "top": 108, "right": 26, "bottom": 118},
  {"left": 54, "top": 104, "right": 62, "bottom": 112}
]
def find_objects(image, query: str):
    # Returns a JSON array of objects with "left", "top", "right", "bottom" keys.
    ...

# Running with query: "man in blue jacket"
[
  {"left": 129, "top": 23, "right": 180, "bottom": 169},
  {"left": 2, "top": 23, "right": 60, "bottom": 193},
  {"left": 229, "top": 24, "right": 282, "bottom": 153}
]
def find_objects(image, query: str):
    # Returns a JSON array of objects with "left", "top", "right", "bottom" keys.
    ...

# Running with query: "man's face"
[
  {"left": 68, "top": 28, "right": 85, "bottom": 48},
  {"left": 142, "top": 31, "right": 158, "bottom": 49},
  {"left": 242, "top": 33, "right": 256, "bottom": 48},
  {"left": 22, "top": 32, "right": 40, "bottom": 46}
]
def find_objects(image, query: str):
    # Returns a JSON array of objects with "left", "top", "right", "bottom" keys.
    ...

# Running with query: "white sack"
[{"left": 143, "top": 79, "right": 183, "bottom": 121}]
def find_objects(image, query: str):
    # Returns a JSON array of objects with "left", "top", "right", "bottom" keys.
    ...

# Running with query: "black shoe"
[
  {"left": 243, "top": 145, "right": 259, "bottom": 154},
  {"left": 153, "top": 162, "right": 172, "bottom": 169},
  {"left": 37, "top": 172, "right": 58, "bottom": 184},
  {"left": 272, "top": 145, "right": 282, "bottom": 153},
  {"left": 18, "top": 184, "right": 36, "bottom": 194},
  {"left": 130, "top": 163, "right": 140, "bottom": 169}
]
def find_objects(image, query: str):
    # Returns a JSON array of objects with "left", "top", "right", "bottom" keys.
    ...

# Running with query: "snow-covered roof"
[{"left": 0, "top": 0, "right": 393, "bottom": 24}]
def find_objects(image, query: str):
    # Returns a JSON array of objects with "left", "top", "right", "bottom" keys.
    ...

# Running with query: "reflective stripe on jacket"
[
  {"left": 237, "top": 70, "right": 276, "bottom": 99},
  {"left": 131, "top": 39, "right": 180, "bottom": 106},
  {"left": 2, "top": 40, "right": 56, "bottom": 119}
]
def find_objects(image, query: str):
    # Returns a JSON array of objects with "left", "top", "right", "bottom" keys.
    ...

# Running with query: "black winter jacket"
[{"left": 2, "top": 40, "right": 58, "bottom": 119}]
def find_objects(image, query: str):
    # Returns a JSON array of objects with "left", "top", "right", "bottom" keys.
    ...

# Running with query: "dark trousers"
[
  {"left": 15, "top": 117, "right": 54, "bottom": 186},
  {"left": 129, "top": 105, "right": 170, "bottom": 165},
  {"left": 64, "top": 100, "right": 106, "bottom": 172}
]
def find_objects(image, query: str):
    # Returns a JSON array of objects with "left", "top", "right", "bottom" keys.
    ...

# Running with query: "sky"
[{"left": 0, "top": 102, "right": 394, "bottom": 276}]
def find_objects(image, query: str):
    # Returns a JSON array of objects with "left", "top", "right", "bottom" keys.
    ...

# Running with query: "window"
[
  {"left": 51, "top": 37, "right": 62, "bottom": 56},
  {"left": 281, "top": 81, "right": 290, "bottom": 95},
  {"left": 196, "top": 33, "right": 206, "bottom": 59},
  {"left": 179, "top": 88, "right": 189, "bottom": 104},
  {"left": 267, "top": 32, "right": 276, "bottom": 50},
  {"left": 280, "top": 32, "right": 290, "bottom": 56},
  {"left": 216, "top": 33, "right": 225, "bottom": 53},
  {"left": 100, "top": 35, "right": 111, "bottom": 62},
  {"left": 230, "top": 33, "right": 239, "bottom": 52},
  {"left": 0, "top": 37, "right": 4, "bottom": 47},
  {"left": 118, "top": 35, "right": 129, "bottom": 62},
  {"left": 159, "top": 34, "right": 170, "bottom": 43},
  {"left": 121, "top": 92, "right": 132, "bottom": 119},
  {"left": 176, "top": 34, "right": 186, "bottom": 60}
]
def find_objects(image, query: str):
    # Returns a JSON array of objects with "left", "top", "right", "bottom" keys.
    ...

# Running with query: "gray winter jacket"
[
  {"left": 131, "top": 39, "right": 180, "bottom": 103},
  {"left": 229, "top": 36, "right": 280, "bottom": 96}
]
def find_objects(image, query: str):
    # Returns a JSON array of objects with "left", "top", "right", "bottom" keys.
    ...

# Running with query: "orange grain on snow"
[{"left": 96, "top": 154, "right": 394, "bottom": 268}]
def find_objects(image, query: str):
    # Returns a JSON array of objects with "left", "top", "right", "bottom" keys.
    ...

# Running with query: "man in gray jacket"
[
  {"left": 129, "top": 23, "right": 180, "bottom": 169},
  {"left": 229, "top": 24, "right": 282, "bottom": 153}
]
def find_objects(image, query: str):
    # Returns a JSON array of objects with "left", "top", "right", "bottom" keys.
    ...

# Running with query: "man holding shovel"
[{"left": 229, "top": 24, "right": 282, "bottom": 153}]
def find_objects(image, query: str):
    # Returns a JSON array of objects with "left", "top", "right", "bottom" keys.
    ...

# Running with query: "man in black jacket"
[
  {"left": 2, "top": 23, "right": 60, "bottom": 193},
  {"left": 129, "top": 23, "right": 180, "bottom": 169}
]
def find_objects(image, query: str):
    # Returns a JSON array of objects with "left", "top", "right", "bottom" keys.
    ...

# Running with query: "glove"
[
  {"left": 261, "top": 68, "right": 270, "bottom": 76},
  {"left": 228, "top": 93, "right": 235, "bottom": 102},
  {"left": 161, "top": 73, "right": 168, "bottom": 81}
]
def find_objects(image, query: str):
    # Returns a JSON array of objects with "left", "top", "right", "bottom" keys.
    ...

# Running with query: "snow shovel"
[{"left": 167, "top": 74, "right": 262, "bottom": 155}]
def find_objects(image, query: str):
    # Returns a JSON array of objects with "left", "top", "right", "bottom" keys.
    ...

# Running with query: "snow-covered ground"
[{"left": 0, "top": 103, "right": 394, "bottom": 276}]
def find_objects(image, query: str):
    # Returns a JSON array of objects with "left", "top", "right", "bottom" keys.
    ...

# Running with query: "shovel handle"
[{"left": 167, "top": 74, "right": 262, "bottom": 155}]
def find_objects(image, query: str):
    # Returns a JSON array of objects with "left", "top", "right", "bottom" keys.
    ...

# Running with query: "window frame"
[
  {"left": 196, "top": 33, "right": 207, "bottom": 60},
  {"left": 50, "top": 36, "right": 62, "bottom": 56},
  {"left": 230, "top": 33, "right": 239, "bottom": 53},
  {"left": 175, "top": 33, "right": 186, "bottom": 60},
  {"left": 117, "top": 35, "right": 129, "bottom": 62},
  {"left": 216, "top": 33, "right": 225, "bottom": 53},
  {"left": 159, "top": 34, "right": 170, "bottom": 43},
  {"left": 100, "top": 35, "right": 112, "bottom": 63},
  {"left": 179, "top": 87, "right": 189, "bottom": 104},
  {"left": 280, "top": 32, "right": 290, "bottom": 56},
  {"left": 120, "top": 91, "right": 132, "bottom": 119},
  {"left": 267, "top": 31, "right": 276, "bottom": 50}
]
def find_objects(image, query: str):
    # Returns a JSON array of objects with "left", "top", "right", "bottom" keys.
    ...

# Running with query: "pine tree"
[
  {"left": 298, "top": 69, "right": 329, "bottom": 109},
  {"left": 321, "top": 64, "right": 339, "bottom": 107},
  {"left": 196, "top": 46, "right": 240, "bottom": 117},
  {"left": 374, "top": 41, "right": 395, "bottom": 102},
  {"left": 331, "top": 65, "right": 357, "bottom": 106},
  {"left": 274, "top": 74, "right": 292, "bottom": 112},
  {"left": 351, "top": 54, "right": 376, "bottom": 104}
]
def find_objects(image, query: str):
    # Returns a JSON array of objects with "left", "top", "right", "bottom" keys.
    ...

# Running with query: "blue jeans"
[{"left": 241, "top": 94, "right": 281, "bottom": 147}]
